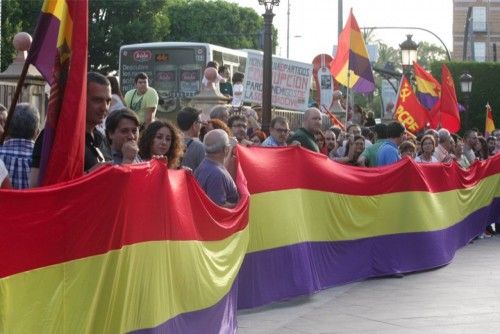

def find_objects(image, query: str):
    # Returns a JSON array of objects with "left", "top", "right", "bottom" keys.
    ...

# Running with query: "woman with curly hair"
[{"left": 139, "top": 120, "right": 184, "bottom": 168}]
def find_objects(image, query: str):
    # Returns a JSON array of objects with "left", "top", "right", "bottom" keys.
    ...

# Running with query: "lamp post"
[
  {"left": 259, "top": 0, "right": 279, "bottom": 134},
  {"left": 459, "top": 72, "right": 473, "bottom": 129},
  {"left": 399, "top": 34, "right": 418, "bottom": 79}
]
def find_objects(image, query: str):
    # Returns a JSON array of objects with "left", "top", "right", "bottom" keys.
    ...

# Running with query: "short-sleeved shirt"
[
  {"left": 181, "top": 137, "right": 205, "bottom": 171},
  {"left": 360, "top": 139, "right": 386, "bottom": 167},
  {"left": 124, "top": 87, "right": 159, "bottom": 124},
  {"left": 0, "top": 138, "right": 34, "bottom": 189},
  {"left": 288, "top": 128, "right": 319, "bottom": 152},
  {"left": 463, "top": 147, "right": 476, "bottom": 165},
  {"left": 376, "top": 141, "right": 400, "bottom": 166},
  {"left": 433, "top": 144, "right": 449, "bottom": 162},
  {"left": 219, "top": 82, "right": 233, "bottom": 96},
  {"left": 194, "top": 158, "right": 239, "bottom": 206},
  {"left": 415, "top": 155, "right": 439, "bottom": 163},
  {"left": 261, "top": 135, "right": 284, "bottom": 147}
]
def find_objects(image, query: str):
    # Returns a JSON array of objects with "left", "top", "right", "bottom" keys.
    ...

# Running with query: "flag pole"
[
  {"left": 0, "top": 60, "right": 30, "bottom": 144},
  {"left": 345, "top": 73, "right": 350, "bottom": 125}
]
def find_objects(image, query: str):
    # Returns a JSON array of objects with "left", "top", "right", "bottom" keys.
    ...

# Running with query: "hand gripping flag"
[
  {"left": 329, "top": 9, "right": 375, "bottom": 93},
  {"left": 485, "top": 103, "right": 496, "bottom": 137},
  {"left": 26, "top": 0, "right": 88, "bottom": 185},
  {"left": 413, "top": 61, "right": 441, "bottom": 110},
  {"left": 430, "top": 64, "right": 461, "bottom": 133},
  {"left": 393, "top": 76, "right": 430, "bottom": 133}
]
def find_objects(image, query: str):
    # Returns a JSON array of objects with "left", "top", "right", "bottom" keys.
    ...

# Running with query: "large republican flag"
[
  {"left": 485, "top": 103, "right": 496, "bottom": 137},
  {"left": 329, "top": 9, "right": 375, "bottom": 93},
  {"left": 430, "top": 64, "right": 461, "bottom": 133},
  {"left": 0, "top": 162, "right": 250, "bottom": 333},
  {"left": 393, "top": 76, "right": 430, "bottom": 133},
  {"left": 26, "top": 0, "right": 88, "bottom": 185},
  {"left": 413, "top": 61, "right": 441, "bottom": 110},
  {"left": 1, "top": 151, "right": 499, "bottom": 329}
]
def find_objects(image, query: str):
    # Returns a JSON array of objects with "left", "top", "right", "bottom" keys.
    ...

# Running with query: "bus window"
[
  {"left": 237, "top": 56, "right": 246, "bottom": 73},
  {"left": 213, "top": 50, "right": 223, "bottom": 67}
]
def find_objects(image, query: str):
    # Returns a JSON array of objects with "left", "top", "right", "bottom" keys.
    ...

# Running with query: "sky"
[{"left": 228, "top": 0, "right": 453, "bottom": 63}]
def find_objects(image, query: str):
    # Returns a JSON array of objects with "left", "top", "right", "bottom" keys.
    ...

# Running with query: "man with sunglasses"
[
  {"left": 262, "top": 116, "right": 290, "bottom": 147},
  {"left": 177, "top": 106, "right": 206, "bottom": 171}
]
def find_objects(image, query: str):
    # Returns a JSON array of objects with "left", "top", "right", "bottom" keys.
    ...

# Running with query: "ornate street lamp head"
[
  {"left": 399, "top": 34, "right": 418, "bottom": 67},
  {"left": 459, "top": 72, "right": 473, "bottom": 94},
  {"left": 258, "top": 0, "right": 280, "bottom": 12}
]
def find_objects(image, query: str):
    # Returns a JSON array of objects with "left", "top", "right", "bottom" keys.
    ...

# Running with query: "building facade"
[{"left": 453, "top": 0, "right": 500, "bottom": 61}]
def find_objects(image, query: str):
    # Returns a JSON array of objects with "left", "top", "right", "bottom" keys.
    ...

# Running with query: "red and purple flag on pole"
[
  {"left": 430, "top": 64, "right": 461, "bottom": 133},
  {"left": 413, "top": 61, "right": 441, "bottom": 110},
  {"left": 329, "top": 9, "right": 375, "bottom": 93},
  {"left": 26, "top": 0, "right": 88, "bottom": 185}
]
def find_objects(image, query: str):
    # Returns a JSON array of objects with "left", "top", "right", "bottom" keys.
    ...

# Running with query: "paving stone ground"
[{"left": 237, "top": 236, "right": 500, "bottom": 333}]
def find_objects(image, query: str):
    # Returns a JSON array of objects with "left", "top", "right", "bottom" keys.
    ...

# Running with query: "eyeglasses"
[
  {"left": 232, "top": 123, "right": 247, "bottom": 128},
  {"left": 273, "top": 128, "right": 289, "bottom": 134}
]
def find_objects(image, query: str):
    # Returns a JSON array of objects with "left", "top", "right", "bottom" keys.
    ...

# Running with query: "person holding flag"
[
  {"left": 21, "top": 0, "right": 89, "bottom": 186},
  {"left": 31, "top": 73, "right": 112, "bottom": 187}
]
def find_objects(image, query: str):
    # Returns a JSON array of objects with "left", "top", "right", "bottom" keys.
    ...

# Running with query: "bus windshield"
[{"left": 120, "top": 45, "right": 207, "bottom": 114}]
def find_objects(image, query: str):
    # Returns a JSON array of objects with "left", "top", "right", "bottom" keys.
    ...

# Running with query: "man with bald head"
[
  {"left": 194, "top": 129, "right": 239, "bottom": 208},
  {"left": 287, "top": 107, "right": 322, "bottom": 152}
]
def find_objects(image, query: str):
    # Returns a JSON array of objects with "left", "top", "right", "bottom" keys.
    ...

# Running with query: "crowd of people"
[{"left": 0, "top": 71, "right": 499, "bottom": 231}]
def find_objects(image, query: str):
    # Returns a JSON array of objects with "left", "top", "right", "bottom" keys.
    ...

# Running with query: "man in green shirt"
[
  {"left": 357, "top": 123, "right": 387, "bottom": 167},
  {"left": 288, "top": 107, "right": 322, "bottom": 152},
  {"left": 124, "top": 72, "right": 158, "bottom": 128}
]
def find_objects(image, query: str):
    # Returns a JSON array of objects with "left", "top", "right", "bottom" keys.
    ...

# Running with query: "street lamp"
[
  {"left": 259, "top": 0, "right": 279, "bottom": 134},
  {"left": 459, "top": 72, "right": 473, "bottom": 128},
  {"left": 399, "top": 34, "right": 418, "bottom": 78}
]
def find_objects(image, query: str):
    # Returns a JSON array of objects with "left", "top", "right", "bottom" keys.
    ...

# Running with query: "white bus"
[{"left": 119, "top": 42, "right": 247, "bottom": 117}]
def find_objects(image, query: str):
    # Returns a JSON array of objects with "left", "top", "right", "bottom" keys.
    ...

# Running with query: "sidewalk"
[{"left": 237, "top": 236, "right": 500, "bottom": 333}]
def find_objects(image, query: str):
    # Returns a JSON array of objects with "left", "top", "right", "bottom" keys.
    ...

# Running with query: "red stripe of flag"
[{"left": 27, "top": 0, "right": 88, "bottom": 185}]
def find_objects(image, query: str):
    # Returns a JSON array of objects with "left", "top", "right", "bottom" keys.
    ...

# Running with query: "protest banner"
[{"left": 243, "top": 51, "right": 312, "bottom": 111}]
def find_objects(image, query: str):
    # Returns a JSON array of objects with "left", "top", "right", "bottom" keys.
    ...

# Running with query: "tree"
[
  {"left": 165, "top": 0, "right": 275, "bottom": 52},
  {"left": 2, "top": 0, "right": 272, "bottom": 73},
  {"left": 374, "top": 42, "right": 401, "bottom": 71},
  {"left": 89, "top": 0, "right": 170, "bottom": 73},
  {"left": 416, "top": 42, "right": 447, "bottom": 69},
  {"left": 1, "top": 0, "right": 42, "bottom": 72}
]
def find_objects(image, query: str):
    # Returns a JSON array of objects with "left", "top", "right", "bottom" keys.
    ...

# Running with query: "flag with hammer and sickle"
[{"left": 393, "top": 77, "right": 431, "bottom": 133}]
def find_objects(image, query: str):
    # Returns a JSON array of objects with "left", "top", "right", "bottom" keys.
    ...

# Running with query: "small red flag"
[
  {"left": 485, "top": 103, "right": 496, "bottom": 137},
  {"left": 393, "top": 77, "right": 430, "bottom": 133},
  {"left": 430, "top": 65, "right": 461, "bottom": 133}
]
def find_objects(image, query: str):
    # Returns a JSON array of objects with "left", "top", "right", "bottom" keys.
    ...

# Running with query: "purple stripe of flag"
[
  {"left": 26, "top": 12, "right": 61, "bottom": 85},
  {"left": 349, "top": 51, "right": 375, "bottom": 93},
  {"left": 417, "top": 92, "right": 440, "bottom": 110},
  {"left": 237, "top": 198, "right": 499, "bottom": 309},
  {"left": 130, "top": 282, "right": 238, "bottom": 334}
]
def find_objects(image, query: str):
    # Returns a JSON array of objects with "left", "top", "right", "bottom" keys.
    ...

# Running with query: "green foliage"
[
  {"left": 89, "top": 0, "right": 170, "bottom": 73},
  {"left": 1, "top": 0, "right": 269, "bottom": 73},
  {"left": 430, "top": 62, "right": 500, "bottom": 133},
  {"left": 165, "top": 0, "right": 273, "bottom": 51},
  {"left": 374, "top": 42, "right": 400, "bottom": 70},
  {"left": 417, "top": 42, "right": 447, "bottom": 69},
  {"left": 1, "top": 0, "right": 42, "bottom": 72}
]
